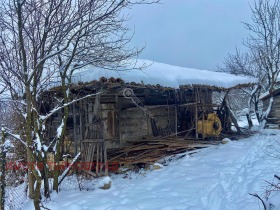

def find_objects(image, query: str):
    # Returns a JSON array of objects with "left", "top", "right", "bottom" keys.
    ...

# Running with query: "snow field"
[{"left": 22, "top": 130, "right": 280, "bottom": 210}]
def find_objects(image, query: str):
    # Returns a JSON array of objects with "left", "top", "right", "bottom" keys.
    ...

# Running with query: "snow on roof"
[
  {"left": 259, "top": 89, "right": 280, "bottom": 100},
  {"left": 72, "top": 59, "right": 256, "bottom": 89},
  {"left": 259, "top": 91, "right": 270, "bottom": 100}
]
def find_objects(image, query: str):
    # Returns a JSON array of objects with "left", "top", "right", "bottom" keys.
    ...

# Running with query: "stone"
[
  {"left": 222, "top": 138, "right": 232, "bottom": 144},
  {"left": 98, "top": 176, "right": 112, "bottom": 190}
]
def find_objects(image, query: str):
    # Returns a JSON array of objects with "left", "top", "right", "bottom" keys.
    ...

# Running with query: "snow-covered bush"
[{"left": 250, "top": 175, "right": 280, "bottom": 210}]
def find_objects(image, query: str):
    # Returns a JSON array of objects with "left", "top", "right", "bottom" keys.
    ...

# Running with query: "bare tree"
[
  {"left": 219, "top": 48, "right": 258, "bottom": 77},
  {"left": 219, "top": 0, "right": 280, "bottom": 128},
  {"left": 0, "top": 0, "right": 158, "bottom": 209},
  {"left": 244, "top": 0, "right": 280, "bottom": 127},
  {"left": 218, "top": 49, "right": 263, "bottom": 128}
]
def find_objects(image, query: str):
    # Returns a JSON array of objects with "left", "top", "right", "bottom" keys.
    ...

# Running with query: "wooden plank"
[
  {"left": 99, "top": 142, "right": 103, "bottom": 175},
  {"left": 104, "top": 141, "right": 108, "bottom": 176},
  {"left": 83, "top": 139, "right": 104, "bottom": 143},
  {"left": 96, "top": 143, "right": 99, "bottom": 177},
  {"left": 89, "top": 144, "right": 96, "bottom": 172},
  {"left": 73, "top": 103, "right": 78, "bottom": 155},
  {"left": 79, "top": 100, "right": 83, "bottom": 154}
]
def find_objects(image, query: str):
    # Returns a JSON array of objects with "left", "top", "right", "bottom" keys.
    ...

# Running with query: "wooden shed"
[{"left": 40, "top": 60, "right": 255, "bottom": 169}]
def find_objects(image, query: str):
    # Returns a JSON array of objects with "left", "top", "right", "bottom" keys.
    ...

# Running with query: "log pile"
[
  {"left": 80, "top": 130, "right": 256, "bottom": 169},
  {"left": 105, "top": 129, "right": 257, "bottom": 165},
  {"left": 106, "top": 138, "right": 219, "bottom": 165}
]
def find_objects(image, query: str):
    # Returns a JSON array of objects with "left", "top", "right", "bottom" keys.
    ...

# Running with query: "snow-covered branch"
[
  {"left": 2, "top": 127, "right": 27, "bottom": 148},
  {"left": 58, "top": 152, "right": 81, "bottom": 186},
  {"left": 40, "top": 92, "right": 102, "bottom": 121}
]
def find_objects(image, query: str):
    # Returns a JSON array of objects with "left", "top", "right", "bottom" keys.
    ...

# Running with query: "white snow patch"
[
  {"left": 56, "top": 121, "right": 64, "bottom": 138},
  {"left": 34, "top": 133, "right": 41, "bottom": 149},
  {"left": 267, "top": 192, "right": 280, "bottom": 209},
  {"left": 3, "top": 139, "right": 14, "bottom": 149},
  {"left": 42, "top": 144, "right": 48, "bottom": 152},
  {"left": 154, "top": 162, "right": 164, "bottom": 167},
  {"left": 153, "top": 162, "right": 164, "bottom": 169},
  {"left": 72, "top": 59, "right": 256, "bottom": 89},
  {"left": 259, "top": 91, "right": 270, "bottom": 100}
]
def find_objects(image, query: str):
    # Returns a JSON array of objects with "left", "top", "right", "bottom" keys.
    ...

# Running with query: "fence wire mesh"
[
  {"left": 4, "top": 172, "right": 98, "bottom": 209},
  {"left": 5, "top": 182, "right": 28, "bottom": 210}
]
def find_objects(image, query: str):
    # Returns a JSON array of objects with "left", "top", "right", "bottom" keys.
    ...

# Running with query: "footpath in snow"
[{"left": 23, "top": 129, "right": 280, "bottom": 210}]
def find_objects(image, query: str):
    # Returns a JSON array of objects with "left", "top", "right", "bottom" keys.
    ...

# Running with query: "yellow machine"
[{"left": 197, "top": 113, "right": 222, "bottom": 138}]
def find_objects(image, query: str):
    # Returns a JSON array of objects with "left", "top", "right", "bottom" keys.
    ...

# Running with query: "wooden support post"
[
  {"left": 99, "top": 142, "right": 103, "bottom": 175},
  {"left": 81, "top": 140, "right": 108, "bottom": 176},
  {"left": 79, "top": 100, "right": 83, "bottom": 153},
  {"left": 88, "top": 144, "right": 95, "bottom": 172},
  {"left": 195, "top": 90, "right": 198, "bottom": 139},
  {"left": 73, "top": 103, "right": 77, "bottom": 156},
  {"left": 115, "top": 95, "right": 121, "bottom": 142},
  {"left": 175, "top": 106, "right": 178, "bottom": 138},
  {"left": 96, "top": 142, "right": 99, "bottom": 177},
  {"left": 104, "top": 141, "right": 108, "bottom": 176},
  {"left": 202, "top": 112, "right": 205, "bottom": 140}
]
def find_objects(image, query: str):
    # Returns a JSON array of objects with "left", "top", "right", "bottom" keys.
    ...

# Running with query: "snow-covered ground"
[
  {"left": 237, "top": 114, "right": 260, "bottom": 128},
  {"left": 22, "top": 129, "right": 280, "bottom": 210}
]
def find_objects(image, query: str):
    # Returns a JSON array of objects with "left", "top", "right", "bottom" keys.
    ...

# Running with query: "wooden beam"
[
  {"left": 79, "top": 100, "right": 83, "bottom": 153},
  {"left": 175, "top": 106, "right": 178, "bottom": 138},
  {"left": 104, "top": 141, "right": 108, "bottom": 176},
  {"left": 195, "top": 89, "right": 198, "bottom": 139},
  {"left": 96, "top": 143, "right": 99, "bottom": 177},
  {"left": 178, "top": 102, "right": 199, "bottom": 107},
  {"left": 73, "top": 103, "right": 77, "bottom": 156}
]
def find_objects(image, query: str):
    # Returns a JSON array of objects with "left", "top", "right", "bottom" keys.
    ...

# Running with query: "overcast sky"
[{"left": 127, "top": 0, "right": 253, "bottom": 70}]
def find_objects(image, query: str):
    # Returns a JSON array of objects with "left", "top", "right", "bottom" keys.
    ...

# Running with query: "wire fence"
[
  {"left": 4, "top": 171, "right": 98, "bottom": 210},
  {"left": 5, "top": 182, "right": 28, "bottom": 210},
  {"left": 3, "top": 149, "right": 104, "bottom": 209},
  {"left": 4, "top": 166, "right": 28, "bottom": 210}
]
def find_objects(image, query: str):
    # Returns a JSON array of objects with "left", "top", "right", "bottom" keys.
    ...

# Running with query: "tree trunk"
[
  {"left": 0, "top": 129, "right": 7, "bottom": 210},
  {"left": 33, "top": 175, "right": 42, "bottom": 210},
  {"left": 25, "top": 89, "right": 35, "bottom": 199},
  {"left": 53, "top": 78, "right": 69, "bottom": 192},
  {"left": 27, "top": 150, "right": 35, "bottom": 199},
  {"left": 261, "top": 97, "right": 274, "bottom": 128},
  {"left": 246, "top": 85, "right": 262, "bottom": 128},
  {"left": 246, "top": 113, "right": 253, "bottom": 129},
  {"left": 42, "top": 153, "right": 50, "bottom": 198},
  {"left": 53, "top": 115, "right": 68, "bottom": 193},
  {"left": 254, "top": 96, "right": 261, "bottom": 123}
]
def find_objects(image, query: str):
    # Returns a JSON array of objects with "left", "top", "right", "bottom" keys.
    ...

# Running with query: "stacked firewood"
[{"left": 106, "top": 138, "right": 217, "bottom": 165}]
